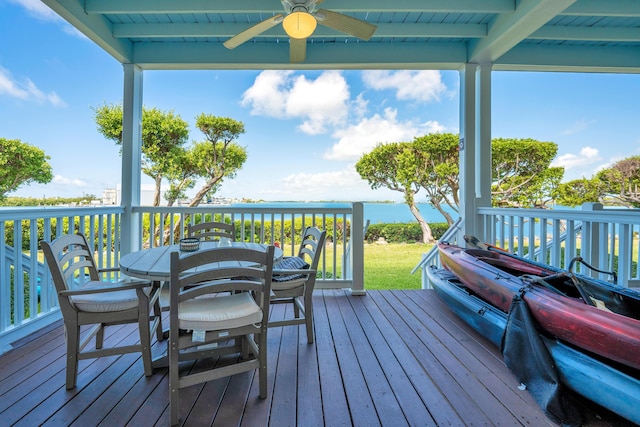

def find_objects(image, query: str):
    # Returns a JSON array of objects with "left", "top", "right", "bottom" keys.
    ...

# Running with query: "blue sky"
[{"left": 2, "top": 1, "right": 640, "bottom": 203}]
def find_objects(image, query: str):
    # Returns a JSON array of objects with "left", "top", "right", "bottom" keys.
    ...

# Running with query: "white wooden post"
[
  {"left": 350, "top": 202, "right": 365, "bottom": 295},
  {"left": 458, "top": 64, "right": 477, "bottom": 243},
  {"left": 581, "top": 202, "right": 603, "bottom": 278},
  {"left": 459, "top": 64, "right": 492, "bottom": 244},
  {"left": 475, "top": 64, "right": 492, "bottom": 230},
  {"left": 120, "top": 64, "right": 143, "bottom": 255}
]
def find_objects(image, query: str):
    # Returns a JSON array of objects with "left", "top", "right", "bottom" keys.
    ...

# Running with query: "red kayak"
[{"left": 438, "top": 241, "right": 640, "bottom": 371}]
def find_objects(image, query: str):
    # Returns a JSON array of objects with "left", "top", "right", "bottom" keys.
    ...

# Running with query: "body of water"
[{"left": 230, "top": 202, "right": 454, "bottom": 224}]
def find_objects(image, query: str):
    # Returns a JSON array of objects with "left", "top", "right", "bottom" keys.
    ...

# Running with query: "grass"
[{"left": 364, "top": 242, "right": 433, "bottom": 290}]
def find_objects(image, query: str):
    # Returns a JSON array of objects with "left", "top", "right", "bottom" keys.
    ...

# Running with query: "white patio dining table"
[
  {"left": 119, "top": 241, "right": 282, "bottom": 282},
  {"left": 119, "top": 240, "right": 282, "bottom": 369}
]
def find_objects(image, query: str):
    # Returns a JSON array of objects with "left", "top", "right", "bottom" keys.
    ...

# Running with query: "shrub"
[{"left": 365, "top": 222, "right": 449, "bottom": 243}]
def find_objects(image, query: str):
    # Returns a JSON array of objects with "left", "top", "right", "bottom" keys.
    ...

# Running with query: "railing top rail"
[
  {"left": 0, "top": 206, "right": 125, "bottom": 220},
  {"left": 133, "top": 204, "right": 355, "bottom": 215},
  {"left": 477, "top": 207, "right": 640, "bottom": 224}
]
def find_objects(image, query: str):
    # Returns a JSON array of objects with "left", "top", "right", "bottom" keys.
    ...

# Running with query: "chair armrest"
[
  {"left": 58, "top": 279, "right": 152, "bottom": 296},
  {"left": 97, "top": 267, "right": 120, "bottom": 273},
  {"left": 272, "top": 268, "right": 316, "bottom": 276}
]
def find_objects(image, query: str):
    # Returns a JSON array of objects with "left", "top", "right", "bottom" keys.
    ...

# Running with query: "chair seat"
[
  {"left": 178, "top": 292, "right": 262, "bottom": 331},
  {"left": 70, "top": 281, "right": 140, "bottom": 312}
]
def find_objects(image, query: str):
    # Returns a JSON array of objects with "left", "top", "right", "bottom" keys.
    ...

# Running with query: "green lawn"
[{"left": 364, "top": 242, "right": 433, "bottom": 290}]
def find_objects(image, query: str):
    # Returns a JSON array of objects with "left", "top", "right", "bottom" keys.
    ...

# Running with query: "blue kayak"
[{"left": 427, "top": 265, "right": 640, "bottom": 425}]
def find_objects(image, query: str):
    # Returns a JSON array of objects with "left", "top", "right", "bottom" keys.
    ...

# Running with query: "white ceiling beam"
[
  {"left": 563, "top": 0, "right": 640, "bottom": 17},
  {"left": 468, "top": 0, "right": 577, "bottom": 63},
  {"left": 113, "top": 22, "right": 487, "bottom": 39},
  {"left": 531, "top": 26, "right": 640, "bottom": 42},
  {"left": 495, "top": 43, "right": 640, "bottom": 72},
  {"left": 130, "top": 41, "right": 468, "bottom": 70},
  {"left": 84, "top": 0, "right": 514, "bottom": 14}
]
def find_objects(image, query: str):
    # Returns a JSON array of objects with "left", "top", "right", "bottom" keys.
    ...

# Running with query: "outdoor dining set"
[{"left": 40, "top": 222, "right": 326, "bottom": 426}]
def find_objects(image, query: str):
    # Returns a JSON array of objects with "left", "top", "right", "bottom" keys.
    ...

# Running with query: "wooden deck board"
[{"left": 0, "top": 289, "right": 631, "bottom": 426}]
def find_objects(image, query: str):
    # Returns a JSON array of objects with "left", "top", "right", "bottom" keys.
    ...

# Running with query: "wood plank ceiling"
[{"left": 41, "top": 0, "right": 640, "bottom": 72}]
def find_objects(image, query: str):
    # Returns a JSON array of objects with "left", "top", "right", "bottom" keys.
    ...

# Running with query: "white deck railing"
[
  {"left": 132, "top": 203, "right": 364, "bottom": 291},
  {"left": 477, "top": 203, "right": 640, "bottom": 287},
  {"left": 412, "top": 217, "right": 463, "bottom": 289},
  {"left": 0, "top": 206, "right": 125, "bottom": 353},
  {"left": 415, "top": 203, "right": 640, "bottom": 289},
  {"left": 0, "top": 203, "right": 364, "bottom": 353}
]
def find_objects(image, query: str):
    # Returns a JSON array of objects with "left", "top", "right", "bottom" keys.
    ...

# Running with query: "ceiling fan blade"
[
  {"left": 290, "top": 37, "right": 307, "bottom": 63},
  {"left": 223, "top": 14, "right": 284, "bottom": 49},
  {"left": 315, "top": 9, "right": 376, "bottom": 40}
]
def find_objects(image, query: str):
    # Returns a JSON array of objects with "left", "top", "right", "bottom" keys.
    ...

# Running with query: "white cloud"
[
  {"left": 259, "top": 166, "right": 396, "bottom": 201},
  {"left": 351, "top": 93, "right": 369, "bottom": 119},
  {"left": 552, "top": 146, "right": 601, "bottom": 169},
  {"left": 8, "top": 0, "right": 61, "bottom": 21},
  {"left": 240, "top": 70, "right": 292, "bottom": 117},
  {"left": 561, "top": 119, "right": 595, "bottom": 135},
  {"left": 552, "top": 146, "right": 609, "bottom": 181},
  {"left": 420, "top": 120, "right": 448, "bottom": 134},
  {"left": 324, "top": 108, "right": 445, "bottom": 161},
  {"left": 0, "top": 66, "right": 66, "bottom": 107},
  {"left": 362, "top": 70, "right": 448, "bottom": 102},
  {"left": 52, "top": 175, "right": 90, "bottom": 187},
  {"left": 241, "top": 70, "right": 350, "bottom": 135}
]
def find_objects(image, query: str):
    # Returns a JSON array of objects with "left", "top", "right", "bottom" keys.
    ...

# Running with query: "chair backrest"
[
  {"left": 170, "top": 245, "right": 275, "bottom": 317},
  {"left": 187, "top": 221, "right": 236, "bottom": 242},
  {"left": 297, "top": 226, "right": 327, "bottom": 271},
  {"left": 40, "top": 233, "right": 100, "bottom": 314}
]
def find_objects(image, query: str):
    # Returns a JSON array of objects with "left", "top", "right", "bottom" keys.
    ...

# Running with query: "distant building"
[
  {"left": 112, "top": 184, "right": 170, "bottom": 206},
  {"left": 102, "top": 188, "right": 118, "bottom": 205}
]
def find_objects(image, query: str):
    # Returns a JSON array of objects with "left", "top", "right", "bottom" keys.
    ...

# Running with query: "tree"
[
  {"left": 555, "top": 178, "right": 603, "bottom": 207},
  {"left": 596, "top": 156, "right": 640, "bottom": 207},
  {"left": 163, "top": 148, "right": 199, "bottom": 206},
  {"left": 93, "top": 104, "right": 190, "bottom": 206},
  {"left": 554, "top": 156, "right": 640, "bottom": 208},
  {"left": 356, "top": 134, "right": 563, "bottom": 243},
  {"left": 356, "top": 141, "right": 435, "bottom": 243},
  {"left": 412, "top": 133, "right": 460, "bottom": 224},
  {"left": 492, "top": 138, "right": 564, "bottom": 208},
  {"left": 0, "top": 138, "right": 53, "bottom": 200},
  {"left": 186, "top": 115, "right": 247, "bottom": 207}
]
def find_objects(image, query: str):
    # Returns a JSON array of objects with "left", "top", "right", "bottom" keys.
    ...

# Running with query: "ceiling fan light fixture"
[{"left": 283, "top": 10, "right": 317, "bottom": 39}]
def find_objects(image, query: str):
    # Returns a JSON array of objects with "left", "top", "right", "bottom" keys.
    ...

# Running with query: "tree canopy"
[
  {"left": 412, "top": 133, "right": 459, "bottom": 223},
  {"left": 491, "top": 138, "right": 563, "bottom": 208},
  {"left": 356, "top": 141, "right": 434, "bottom": 243},
  {"left": 93, "top": 104, "right": 190, "bottom": 206},
  {"left": 93, "top": 105, "right": 247, "bottom": 207},
  {"left": 186, "top": 114, "right": 247, "bottom": 207},
  {"left": 356, "top": 134, "right": 563, "bottom": 242},
  {"left": 597, "top": 156, "right": 640, "bottom": 207},
  {"left": 557, "top": 155, "right": 640, "bottom": 208},
  {"left": 0, "top": 138, "right": 53, "bottom": 200}
]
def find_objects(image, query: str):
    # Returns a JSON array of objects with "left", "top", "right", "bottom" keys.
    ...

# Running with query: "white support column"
[
  {"left": 458, "top": 63, "right": 493, "bottom": 244},
  {"left": 475, "top": 64, "right": 493, "bottom": 238},
  {"left": 458, "top": 64, "right": 477, "bottom": 243},
  {"left": 120, "top": 64, "right": 143, "bottom": 255},
  {"left": 350, "top": 202, "right": 365, "bottom": 295}
]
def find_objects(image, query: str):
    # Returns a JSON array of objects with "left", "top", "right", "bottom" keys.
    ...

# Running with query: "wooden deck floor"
[{"left": 0, "top": 290, "right": 630, "bottom": 426}]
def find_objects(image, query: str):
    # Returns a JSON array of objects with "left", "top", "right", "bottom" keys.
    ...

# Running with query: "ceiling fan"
[{"left": 223, "top": 0, "right": 377, "bottom": 63}]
